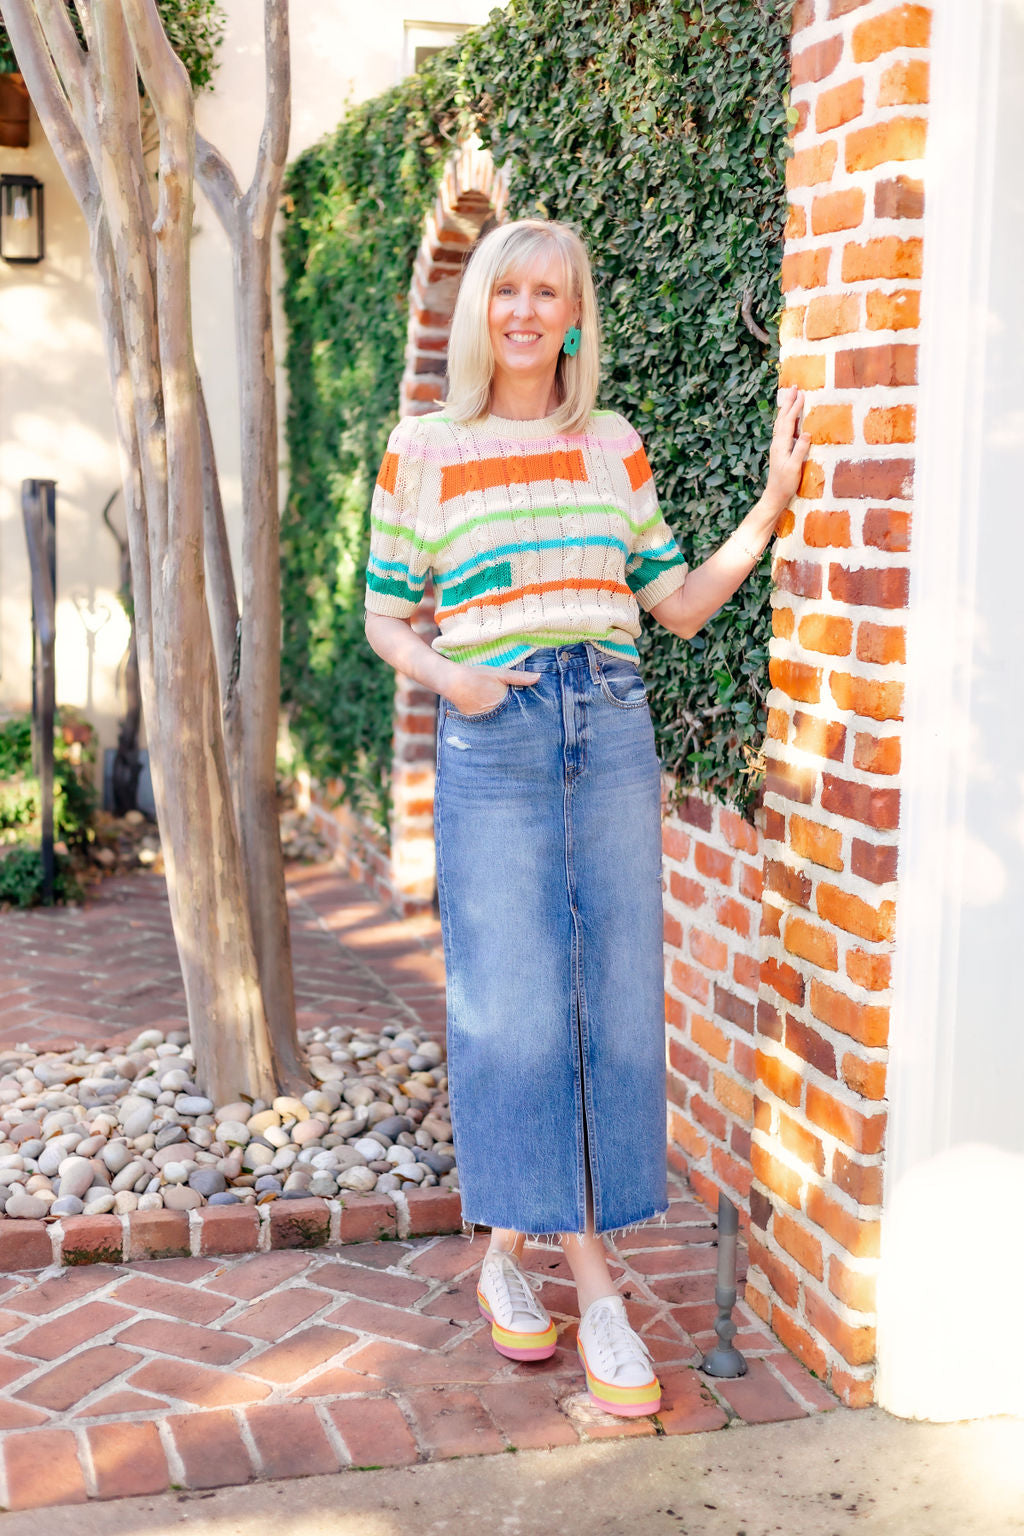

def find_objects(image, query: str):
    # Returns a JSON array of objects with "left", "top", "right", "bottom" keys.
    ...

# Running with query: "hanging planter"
[{"left": 0, "top": 72, "right": 30, "bottom": 150}]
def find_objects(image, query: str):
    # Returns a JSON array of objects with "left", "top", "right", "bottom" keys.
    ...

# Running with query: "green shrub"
[
  {"left": 0, "top": 711, "right": 97, "bottom": 853},
  {"left": 282, "top": 0, "right": 793, "bottom": 816},
  {"left": 0, "top": 778, "right": 39, "bottom": 834},
  {"left": 0, "top": 716, "right": 31, "bottom": 779},
  {"left": 0, "top": 845, "right": 81, "bottom": 909}
]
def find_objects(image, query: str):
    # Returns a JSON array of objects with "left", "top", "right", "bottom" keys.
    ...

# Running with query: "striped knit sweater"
[{"left": 364, "top": 408, "right": 688, "bottom": 669}]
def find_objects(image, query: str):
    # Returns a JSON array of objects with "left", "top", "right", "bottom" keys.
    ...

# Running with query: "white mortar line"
[
  {"left": 389, "top": 1187, "right": 411, "bottom": 1240},
  {"left": 155, "top": 1415, "right": 186, "bottom": 1487},
  {"left": 233, "top": 1404, "right": 261, "bottom": 1472},
  {"left": 313, "top": 1398, "right": 353, "bottom": 1466},
  {"left": 74, "top": 1425, "right": 98, "bottom": 1499}
]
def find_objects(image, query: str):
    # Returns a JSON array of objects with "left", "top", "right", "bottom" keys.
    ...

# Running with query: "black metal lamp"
[{"left": 0, "top": 173, "right": 44, "bottom": 264}]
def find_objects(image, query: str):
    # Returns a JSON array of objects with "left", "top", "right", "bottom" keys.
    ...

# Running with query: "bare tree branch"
[
  {"left": 0, "top": 0, "right": 95, "bottom": 207},
  {"left": 90, "top": 3, "right": 166, "bottom": 554},
  {"left": 122, "top": 0, "right": 203, "bottom": 578},
  {"left": 196, "top": 132, "right": 241, "bottom": 238},
  {"left": 198, "top": 371, "right": 243, "bottom": 830},
  {"left": 121, "top": 0, "right": 192, "bottom": 238},
  {"left": 92, "top": 212, "right": 154, "bottom": 670},
  {"left": 244, "top": 0, "right": 290, "bottom": 239},
  {"left": 71, "top": 0, "right": 92, "bottom": 48},
  {"left": 197, "top": 371, "right": 241, "bottom": 695},
  {"left": 213, "top": 4, "right": 296, "bottom": 1086},
  {"left": 120, "top": 0, "right": 190, "bottom": 106},
  {"left": 35, "top": 0, "right": 88, "bottom": 107}
]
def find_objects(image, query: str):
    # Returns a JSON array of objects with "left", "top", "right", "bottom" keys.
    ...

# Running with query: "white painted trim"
[
  {"left": 883, "top": 0, "right": 998, "bottom": 1195},
  {"left": 877, "top": 0, "right": 1004, "bottom": 1417}
]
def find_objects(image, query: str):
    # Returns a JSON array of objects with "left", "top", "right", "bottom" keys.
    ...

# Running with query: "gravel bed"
[{"left": 0, "top": 1023, "right": 457, "bottom": 1220}]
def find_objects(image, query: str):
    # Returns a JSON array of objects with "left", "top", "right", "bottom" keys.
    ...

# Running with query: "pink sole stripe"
[
  {"left": 588, "top": 1391, "right": 662, "bottom": 1417},
  {"left": 477, "top": 1300, "right": 557, "bottom": 1360}
]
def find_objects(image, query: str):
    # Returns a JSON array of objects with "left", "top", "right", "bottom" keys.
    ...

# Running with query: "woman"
[{"left": 364, "top": 219, "right": 808, "bottom": 1418}]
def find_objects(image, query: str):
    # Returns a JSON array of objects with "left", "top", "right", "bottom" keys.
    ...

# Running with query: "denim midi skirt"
[{"left": 434, "top": 642, "right": 668, "bottom": 1237}]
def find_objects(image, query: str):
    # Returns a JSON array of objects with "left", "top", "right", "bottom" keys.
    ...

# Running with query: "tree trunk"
[
  {"left": 120, "top": 0, "right": 282, "bottom": 1104},
  {"left": 197, "top": 0, "right": 303, "bottom": 1087},
  {"left": 197, "top": 373, "right": 242, "bottom": 796},
  {"left": 2, "top": 0, "right": 303, "bottom": 1105},
  {"left": 234, "top": 222, "right": 303, "bottom": 1087}
]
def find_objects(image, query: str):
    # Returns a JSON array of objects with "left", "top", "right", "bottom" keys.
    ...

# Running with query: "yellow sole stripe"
[
  {"left": 477, "top": 1291, "right": 557, "bottom": 1350},
  {"left": 492, "top": 1318, "right": 558, "bottom": 1350},
  {"left": 578, "top": 1345, "right": 661, "bottom": 1405}
]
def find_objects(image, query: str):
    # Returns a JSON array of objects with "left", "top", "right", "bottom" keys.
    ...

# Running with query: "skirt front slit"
[{"left": 433, "top": 642, "right": 668, "bottom": 1237}]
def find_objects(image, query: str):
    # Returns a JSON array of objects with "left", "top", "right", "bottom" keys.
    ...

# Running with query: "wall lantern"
[{"left": 0, "top": 174, "right": 44, "bottom": 265}]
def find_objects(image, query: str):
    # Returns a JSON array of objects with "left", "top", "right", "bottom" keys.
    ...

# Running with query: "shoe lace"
[
  {"left": 490, "top": 1255, "right": 546, "bottom": 1320},
  {"left": 589, "top": 1300, "right": 654, "bottom": 1371}
]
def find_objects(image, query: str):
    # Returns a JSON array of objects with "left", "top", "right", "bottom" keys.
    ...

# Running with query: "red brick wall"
[
  {"left": 748, "top": 0, "right": 928, "bottom": 1407},
  {"left": 305, "top": 782, "right": 394, "bottom": 909},
  {"left": 663, "top": 795, "right": 762, "bottom": 1216},
  {"left": 661, "top": 1, "right": 929, "bottom": 1408}
]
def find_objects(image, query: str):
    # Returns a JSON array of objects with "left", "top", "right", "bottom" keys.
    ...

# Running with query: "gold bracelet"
[{"left": 732, "top": 530, "right": 764, "bottom": 564}]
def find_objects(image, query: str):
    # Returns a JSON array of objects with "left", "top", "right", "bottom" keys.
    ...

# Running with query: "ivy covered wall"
[{"left": 281, "top": 0, "right": 794, "bottom": 818}]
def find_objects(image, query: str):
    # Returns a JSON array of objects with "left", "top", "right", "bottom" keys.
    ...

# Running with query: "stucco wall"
[{"left": 0, "top": 116, "right": 126, "bottom": 737}]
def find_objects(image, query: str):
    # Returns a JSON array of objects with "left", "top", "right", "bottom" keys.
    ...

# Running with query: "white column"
[{"left": 878, "top": 0, "right": 1024, "bottom": 1421}]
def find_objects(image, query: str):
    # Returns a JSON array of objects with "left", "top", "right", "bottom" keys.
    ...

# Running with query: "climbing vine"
[{"left": 281, "top": 0, "right": 793, "bottom": 818}]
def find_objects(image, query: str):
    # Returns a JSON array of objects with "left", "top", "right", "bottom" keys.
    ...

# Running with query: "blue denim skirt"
[{"left": 434, "top": 642, "right": 668, "bottom": 1237}]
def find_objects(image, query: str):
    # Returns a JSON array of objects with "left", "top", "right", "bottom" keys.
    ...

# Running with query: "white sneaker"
[
  {"left": 477, "top": 1252, "right": 558, "bottom": 1360},
  {"left": 577, "top": 1294, "right": 661, "bottom": 1416}
]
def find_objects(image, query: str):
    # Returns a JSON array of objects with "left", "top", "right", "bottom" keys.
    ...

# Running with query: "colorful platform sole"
[
  {"left": 577, "top": 1341, "right": 662, "bottom": 1417},
  {"left": 477, "top": 1292, "right": 558, "bottom": 1360}
]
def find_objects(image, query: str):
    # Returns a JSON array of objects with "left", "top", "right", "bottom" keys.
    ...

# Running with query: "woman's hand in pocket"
[{"left": 446, "top": 664, "right": 541, "bottom": 717}]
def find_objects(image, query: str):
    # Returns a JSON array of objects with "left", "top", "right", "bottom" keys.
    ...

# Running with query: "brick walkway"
[
  {"left": 0, "top": 864, "right": 448, "bottom": 1052},
  {"left": 0, "top": 864, "right": 836, "bottom": 1510}
]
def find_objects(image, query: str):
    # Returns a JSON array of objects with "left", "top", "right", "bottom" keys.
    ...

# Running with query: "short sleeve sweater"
[{"left": 364, "top": 408, "right": 688, "bottom": 669}]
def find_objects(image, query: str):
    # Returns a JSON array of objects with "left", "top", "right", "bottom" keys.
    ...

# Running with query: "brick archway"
[
  {"left": 398, "top": 139, "right": 508, "bottom": 418},
  {"left": 388, "top": 142, "right": 508, "bottom": 911}
]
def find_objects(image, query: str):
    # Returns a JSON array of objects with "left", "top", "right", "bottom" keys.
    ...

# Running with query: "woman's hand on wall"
[
  {"left": 649, "top": 387, "right": 811, "bottom": 642},
  {"left": 761, "top": 386, "right": 811, "bottom": 524}
]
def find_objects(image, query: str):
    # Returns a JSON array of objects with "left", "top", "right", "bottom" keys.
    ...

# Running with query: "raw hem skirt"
[{"left": 434, "top": 642, "right": 668, "bottom": 1237}]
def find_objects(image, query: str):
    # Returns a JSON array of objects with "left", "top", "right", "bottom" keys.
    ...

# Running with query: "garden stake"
[
  {"left": 22, "top": 478, "right": 57, "bottom": 904},
  {"left": 700, "top": 1192, "right": 748, "bottom": 1379}
]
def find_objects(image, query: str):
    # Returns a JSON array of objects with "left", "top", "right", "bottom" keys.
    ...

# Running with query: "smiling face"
[{"left": 487, "top": 246, "right": 581, "bottom": 403}]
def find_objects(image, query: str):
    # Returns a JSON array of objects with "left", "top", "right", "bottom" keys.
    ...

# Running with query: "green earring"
[{"left": 562, "top": 326, "right": 581, "bottom": 357}]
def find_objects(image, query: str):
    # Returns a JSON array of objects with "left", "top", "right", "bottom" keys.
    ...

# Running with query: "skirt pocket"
[
  {"left": 443, "top": 685, "right": 513, "bottom": 723},
  {"left": 596, "top": 654, "right": 648, "bottom": 709}
]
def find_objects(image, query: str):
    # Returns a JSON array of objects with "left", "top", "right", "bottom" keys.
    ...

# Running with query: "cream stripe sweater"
[{"left": 365, "top": 408, "right": 687, "bottom": 667}]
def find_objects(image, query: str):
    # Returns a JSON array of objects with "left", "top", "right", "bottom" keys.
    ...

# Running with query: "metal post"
[
  {"left": 22, "top": 479, "right": 57, "bottom": 904},
  {"left": 700, "top": 1192, "right": 748, "bottom": 1378}
]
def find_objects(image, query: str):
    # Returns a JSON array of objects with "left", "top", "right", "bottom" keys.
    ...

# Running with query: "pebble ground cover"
[{"left": 0, "top": 1023, "right": 456, "bottom": 1223}]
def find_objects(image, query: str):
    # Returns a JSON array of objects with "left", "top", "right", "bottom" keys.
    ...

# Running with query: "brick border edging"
[{"left": 0, "top": 1189, "right": 464, "bottom": 1271}]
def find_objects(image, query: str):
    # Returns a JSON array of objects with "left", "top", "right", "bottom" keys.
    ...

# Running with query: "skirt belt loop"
[{"left": 584, "top": 641, "right": 601, "bottom": 685}]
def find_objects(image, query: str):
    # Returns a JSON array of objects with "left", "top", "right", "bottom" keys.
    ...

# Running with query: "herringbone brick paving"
[
  {"left": 0, "top": 864, "right": 448, "bottom": 1053},
  {"left": 0, "top": 1206, "right": 834, "bottom": 1508},
  {"left": 0, "top": 863, "right": 836, "bottom": 1509}
]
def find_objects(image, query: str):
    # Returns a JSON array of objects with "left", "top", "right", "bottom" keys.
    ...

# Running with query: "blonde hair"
[{"left": 445, "top": 219, "right": 601, "bottom": 435}]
